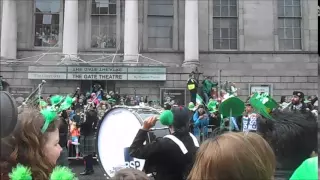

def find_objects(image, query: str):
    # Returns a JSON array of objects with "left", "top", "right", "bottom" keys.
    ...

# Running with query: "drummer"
[{"left": 129, "top": 106, "right": 199, "bottom": 180}]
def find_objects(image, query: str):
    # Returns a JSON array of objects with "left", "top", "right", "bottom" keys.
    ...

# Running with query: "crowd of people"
[{"left": 0, "top": 79, "right": 318, "bottom": 180}]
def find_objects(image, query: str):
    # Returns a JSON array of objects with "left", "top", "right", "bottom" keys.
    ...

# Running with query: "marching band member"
[
  {"left": 129, "top": 106, "right": 199, "bottom": 180},
  {"left": 79, "top": 107, "right": 98, "bottom": 176}
]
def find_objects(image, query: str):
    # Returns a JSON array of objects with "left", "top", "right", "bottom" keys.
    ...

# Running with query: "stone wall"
[{"left": 1, "top": 51, "right": 318, "bottom": 103}]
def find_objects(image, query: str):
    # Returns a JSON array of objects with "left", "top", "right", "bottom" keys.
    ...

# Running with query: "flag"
[{"left": 196, "top": 94, "right": 203, "bottom": 105}]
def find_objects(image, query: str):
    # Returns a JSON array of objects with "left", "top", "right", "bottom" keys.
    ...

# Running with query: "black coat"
[{"left": 130, "top": 129, "right": 198, "bottom": 180}]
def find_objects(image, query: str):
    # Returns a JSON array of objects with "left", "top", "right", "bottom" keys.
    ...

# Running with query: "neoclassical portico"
[{"left": 0, "top": 0, "right": 200, "bottom": 66}]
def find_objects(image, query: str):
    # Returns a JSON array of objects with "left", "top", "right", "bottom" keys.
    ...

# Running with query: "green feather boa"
[{"left": 9, "top": 164, "right": 76, "bottom": 180}]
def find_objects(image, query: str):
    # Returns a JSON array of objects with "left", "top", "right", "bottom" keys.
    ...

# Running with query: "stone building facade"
[{"left": 0, "top": 0, "right": 318, "bottom": 103}]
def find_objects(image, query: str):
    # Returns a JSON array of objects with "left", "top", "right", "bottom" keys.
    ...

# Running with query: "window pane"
[
  {"left": 109, "top": 4, "right": 116, "bottom": 14},
  {"left": 230, "top": 28, "right": 237, "bottom": 38},
  {"left": 230, "top": 6, "right": 237, "bottom": 16},
  {"left": 293, "top": 39, "right": 301, "bottom": 49},
  {"left": 285, "top": 19, "right": 292, "bottom": 27},
  {"left": 293, "top": 0, "right": 300, "bottom": 6},
  {"left": 285, "top": 6, "right": 293, "bottom": 16},
  {"left": 292, "top": 19, "right": 300, "bottom": 27},
  {"left": 285, "top": 0, "right": 293, "bottom": 5},
  {"left": 221, "top": 6, "right": 229, "bottom": 16},
  {"left": 285, "top": 28, "right": 293, "bottom": 38},
  {"left": 213, "top": 40, "right": 221, "bottom": 49},
  {"left": 284, "top": 39, "right": 293, "bottom": 49},
  {"left": 34, "top": 25, "right": 59, "bottom": 47},
  {"left": 293, "top": 6, "right": 301, "bottom": 16},
  {"left": 97, "top": 2, "right": 109, "bottom": 14},
  {"left": 91, "top": 16, "right": 117, "bottom": 48},
  {"left": 221, "top": 39, "right": 229, "bottom": 49},
  {"left": 278, "top": 0, "right": 285, "bottom": 6},
  {"left": 213, "top": 19, "right": 220, "bottom": 28},
  {"left": 213, "top": 28, "right": 220, "bottom": 38},
  {"left": 278, "top": 19, "right": 285, "bottom": 27},
  {"left": 221, "top": 0, "right": 228, "bottom": 6},
  {"left": 278, "top": 6, "right": 285, "bottom": 16},
  {"left": 278, "top": 28, "right": 285, "bottom": 38},
  {"left": 230, "top": 0, "right": 237, "bottom": 6},
  {"left": 221, "top": 28, "right": 229, "bottom": 38},
  {"left": 91, "top": 3, "right": 99, "bottom": 14},
  {"left": 279, "top": 40, "right": 285, "bottom": 49},
  {"left": 293, "top": 28, "right": 301, "bottom": 38},
  {"left": 230, "top": 39, "right": 237, "bottom": 49},
  {"left": 229, "top": 18, "right": 237, "bottom": 28},
  {"left": 213, "top": 0, "right": 220, "bottom": 6},
  {"left": 35, "top": 1, "right": 60, "bottom": 13},
  {"left": 213, "top": 6, "right": 220, "bottom": 16},
  {"left": 147, "top": 1, "right": 173, "bottom": 49}
]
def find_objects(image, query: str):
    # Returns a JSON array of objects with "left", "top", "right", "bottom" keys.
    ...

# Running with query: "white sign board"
[
  {"left": 28, "top": 73, "right": 67, "bottom": 79},
  {"left": 128, "top": 74, "right": 166, "bottom": 81},
  {"left": 249, "top": 84, "right": 272, "bottom": 96},
  {"left": 67, "top": 74, "right": 127, "bottom": 80}
]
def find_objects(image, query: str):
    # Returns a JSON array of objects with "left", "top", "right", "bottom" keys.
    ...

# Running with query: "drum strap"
[
  {"left": 189, "top": 133, "right": 200, "bottom": 147},
  {"left": 164, "top": 134, "right": 200, "bottom": 154}
]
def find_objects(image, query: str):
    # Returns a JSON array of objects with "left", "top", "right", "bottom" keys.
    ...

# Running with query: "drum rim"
[{"left": 96, "top": 106, "right": 145, "bottom": 178}]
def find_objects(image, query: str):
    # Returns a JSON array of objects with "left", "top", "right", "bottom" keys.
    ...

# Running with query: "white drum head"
[{"left": 97, "top": 108, "right": 146, "bottom": 178}]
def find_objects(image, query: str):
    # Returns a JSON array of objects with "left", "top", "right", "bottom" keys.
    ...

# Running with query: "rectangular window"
[
  {"left": 212, "top": 0, "right": 238, "bottom": 50},
  {"left": 147, "top": 0, "right": 174, "bottom": 49},
  {"left": 91, "top": 0, "right": 117, "bottom": 49},
  {"left": 34, "top": 0, "right": 61, "bottom": 47},
  {"left": 278, "top": 0, "right": 301, "bottom": 50}
]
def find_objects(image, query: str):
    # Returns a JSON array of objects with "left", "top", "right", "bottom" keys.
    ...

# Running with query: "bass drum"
[{"left": 96, "top": 106, "right": 169, "bottom": 179}]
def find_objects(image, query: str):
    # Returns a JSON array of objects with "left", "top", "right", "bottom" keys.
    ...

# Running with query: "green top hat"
[
  {"left": 207, "top": 99, "right": 218, "bottom": 113},
  {"left": 188, "top": 102, "right": 195, "bottom": 111},
  {"left": 249, "top": 93, "right": 278, "bottom": 119},
  {"left": 218, "top": 97, "right": 245, "bottom": 117}
]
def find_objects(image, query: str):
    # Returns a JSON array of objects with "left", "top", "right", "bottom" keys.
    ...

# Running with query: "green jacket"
[{"left": 202, "top": 79, "right": 217, "bottom": 94}]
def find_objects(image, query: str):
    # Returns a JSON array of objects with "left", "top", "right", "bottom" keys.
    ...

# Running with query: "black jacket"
[
  {"left": 129, "top": 129, "right": 198, "bottom": 180},
  {"left": 59, "top": 117, "right": 68, "bottom": 148},
  {"left": 80, "top": 110, "right": 98, "bottom": 136}
]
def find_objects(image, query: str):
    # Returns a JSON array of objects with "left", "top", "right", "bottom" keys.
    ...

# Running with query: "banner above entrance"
[{"left": 27, "top": 66, "right": 167, "bottom": 81}]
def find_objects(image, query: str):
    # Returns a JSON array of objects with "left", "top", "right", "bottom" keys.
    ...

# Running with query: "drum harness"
[{"left": 163, "top": 133, "right": 199, "bottom": 154}]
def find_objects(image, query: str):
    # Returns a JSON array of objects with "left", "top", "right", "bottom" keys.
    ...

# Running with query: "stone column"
[
  {"left": 183, "top": 0, "right": 199, "bottom": 66},
  {"left": 1, "top": 0, "right": 17, "bottom": 60},
  {"left": 62, "top": 0, "right": 78, "bottom": 60},
  {"left": 124, "top": 0, "right": 139, "bottom": 61}
]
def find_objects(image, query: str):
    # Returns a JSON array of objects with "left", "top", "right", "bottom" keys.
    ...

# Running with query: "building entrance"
[{"left": 80, "top": 80, "right": 115, "bottom": 95}]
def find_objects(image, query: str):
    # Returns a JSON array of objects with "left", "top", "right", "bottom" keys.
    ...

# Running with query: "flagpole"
[{"left": 218, "top": 69, "right": 221, "bottom": 98}]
